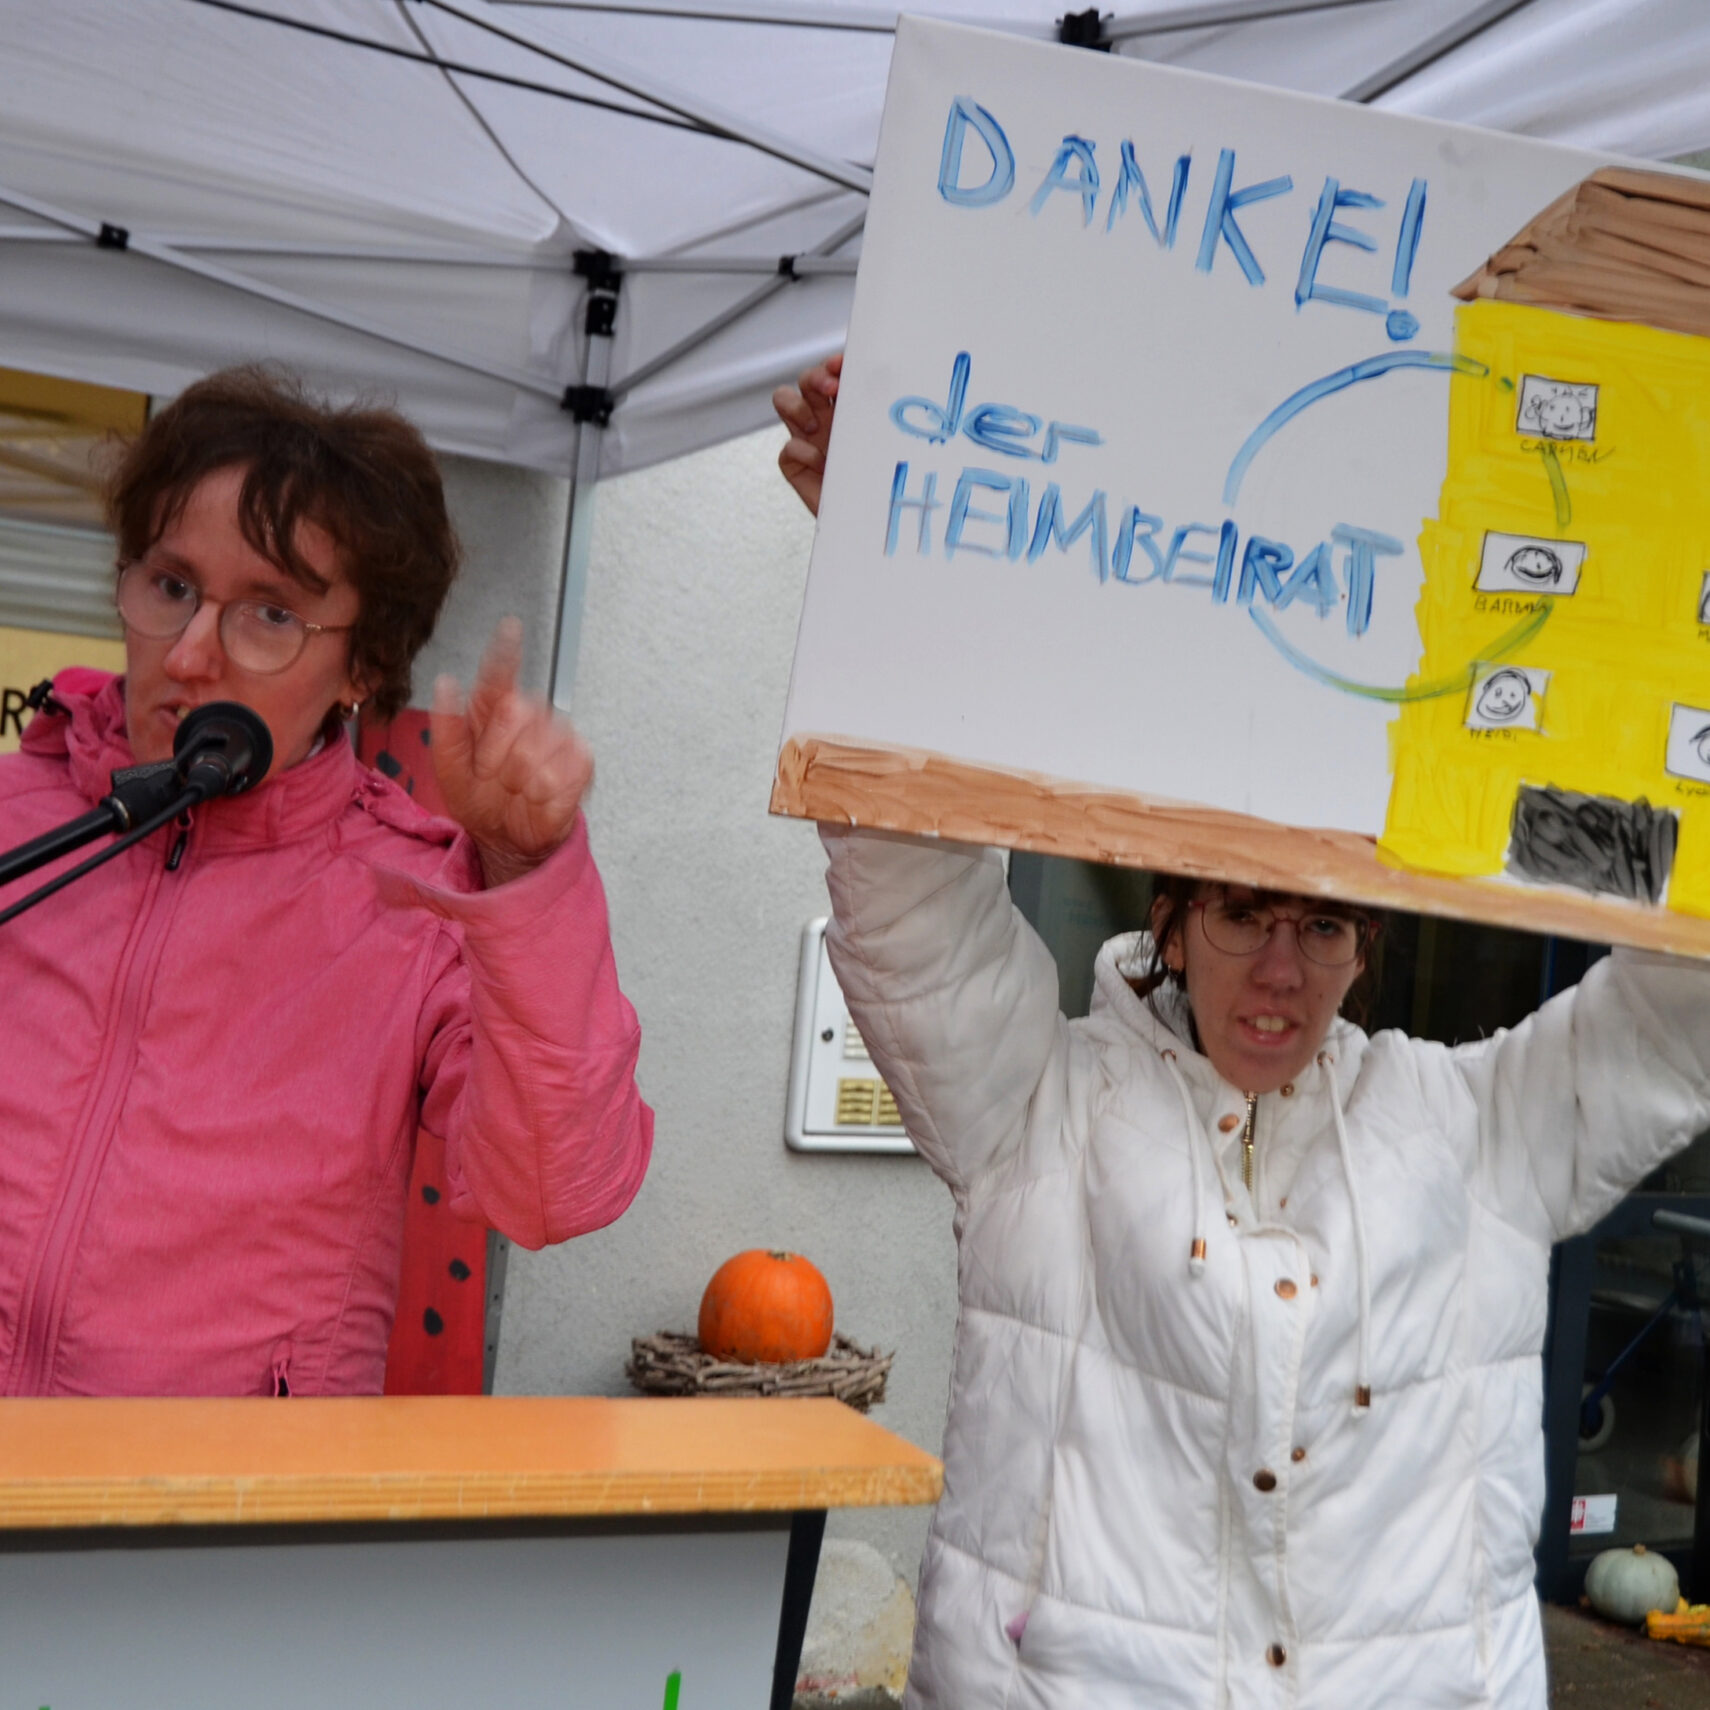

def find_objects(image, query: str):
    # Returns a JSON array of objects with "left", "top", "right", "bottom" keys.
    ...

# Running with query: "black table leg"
[
  {"left": 1692, "top": 1298, "right": 1710, "bottom": 1601},
  {"left": 1538, "top": 1235, "right": 1596, "bottom": 1601},
  {"left": 770, "top": 1509, "right": 827, "bottom": 1710}
]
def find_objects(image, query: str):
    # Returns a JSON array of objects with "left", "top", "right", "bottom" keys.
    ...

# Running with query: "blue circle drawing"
[{"left": 1386, "top": 308, "right": 1420, "bottom": 341}]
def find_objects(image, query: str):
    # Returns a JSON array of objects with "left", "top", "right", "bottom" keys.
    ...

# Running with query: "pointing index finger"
[{"left": 469, "top": 617, "right": 525, "bottom": 721}]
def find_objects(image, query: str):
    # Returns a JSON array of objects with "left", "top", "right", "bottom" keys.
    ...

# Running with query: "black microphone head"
[{"left": 172, "top": 702, "right": 274, "bottom": 799}]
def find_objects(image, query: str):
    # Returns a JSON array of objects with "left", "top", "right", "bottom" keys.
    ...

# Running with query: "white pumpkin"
[{"left": 1584, "top": 1544, "right": 1680, "bottom": 1625}]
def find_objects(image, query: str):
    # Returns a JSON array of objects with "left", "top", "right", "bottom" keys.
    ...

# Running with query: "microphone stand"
[
  {"left": 0, "top": 760, "right": 182, "bottom": 891},
  {"left": 0, "top": 703, "right": 273, "bottom": 929},
  {"left": 0, "top": 790, "right": 203, "bottom": 928}
]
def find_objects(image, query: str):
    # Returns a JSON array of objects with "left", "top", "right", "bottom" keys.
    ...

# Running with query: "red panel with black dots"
[{"left": 358, "top": 711, "right": 490, "bottom": 1396}]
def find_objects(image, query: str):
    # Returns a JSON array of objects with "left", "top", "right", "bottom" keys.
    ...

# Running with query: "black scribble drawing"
[
  {"left": 1518, "top": 377, "right": 1598, "bottom": 442},
  {"left": 1698, "top": 572, "right": 1710, "bottom": 625},
  {"left": 1475, "top": 668, "right": 1532, "bottom": 724},
  {"left": 1506, "top": 544, "right": 1564, "bottom": 585},
  {"left": 1508, "top": 786, "right": 1676, "bottom": 904},
  {"left": 1694, "top": 725, "right": 1710, "bottom": 770}
]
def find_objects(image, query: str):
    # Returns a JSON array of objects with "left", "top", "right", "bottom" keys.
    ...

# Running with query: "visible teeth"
[{"left": 1252, "top": 1016, "right": 1289, "bottom": 1033}]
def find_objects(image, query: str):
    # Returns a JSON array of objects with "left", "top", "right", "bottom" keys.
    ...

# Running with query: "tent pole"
[
  {"left": 609, "top": 209, "right": 866, "bottom": 403},
  {"left": 1340, "top": 0, "right": 1534, "bottom": 104},
  {"left": 0, "top": 180, "right": 561, "bottom": 401},
  {"left": 550, "top": 414, "right": 607, "bottom": 713},
  {"left": 0, "top": 228, "right": 553, "bottom": 266},
  {"left": 189, "top": 0, "right": 706, "bottom": 137},
  {"left": 621, "top": 255, "right": 858, "bottom": 275},
  {"left": 1102, "top": 0, "right": 1396, "bottom": 42},
  {"left": 550, "top": 262, "right": 622, "bottom": 712},
  {"left": 421, "top": 0, "right": 872, "bottom": 194}
]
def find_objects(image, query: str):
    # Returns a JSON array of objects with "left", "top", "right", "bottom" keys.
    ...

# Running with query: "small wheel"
[{"left": 1579, "top": 1384, "right": 1615, "bottom": 1453}]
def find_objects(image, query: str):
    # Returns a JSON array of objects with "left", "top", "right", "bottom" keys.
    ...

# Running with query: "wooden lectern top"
[{"left": 0, "top": 1396, "right": 944, "bottom": 1530}]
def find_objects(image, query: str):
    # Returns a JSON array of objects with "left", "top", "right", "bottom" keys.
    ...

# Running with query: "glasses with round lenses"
[
  {"left": 117, "top": 561, "right": 341, "bottom": 676},
  {"left": 1197, "top": 892, "right": 1369, "bottom": 967}
]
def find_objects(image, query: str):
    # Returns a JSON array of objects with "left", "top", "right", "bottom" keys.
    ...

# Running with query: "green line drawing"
[
  {"left": 1539, "top": 441, "right": 1572, "bottom": 527},
  {"left": 1249, "top": 600, "right": 1553, "bottom": 703},
  {"left": 663, "top": 1669, "right": 682, "bottom": 1710}
]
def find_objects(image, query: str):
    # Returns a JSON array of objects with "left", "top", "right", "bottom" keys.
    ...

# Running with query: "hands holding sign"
[
  {"left": 431, "top": 618, "right": 594, "bottom": 888},
  {"left": 773, "top": 354, "right": 841, "bottom": 520}
]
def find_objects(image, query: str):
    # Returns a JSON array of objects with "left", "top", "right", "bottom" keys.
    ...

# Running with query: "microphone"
[
  {"left": 172, "top": 703, "right": 274, "bottom": 802},
  {"left": 0, "top": 702, "right": 276, "bottom": 928}
]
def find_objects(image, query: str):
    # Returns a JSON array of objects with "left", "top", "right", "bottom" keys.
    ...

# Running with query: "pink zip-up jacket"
[{"left": 0, "top": 671, "right": 652, "bottom": 1397}]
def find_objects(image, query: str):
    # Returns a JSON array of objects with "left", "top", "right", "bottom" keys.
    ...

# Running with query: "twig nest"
[
  {"left": 626, "top": 1331, "right": 892, "bottom": 1412},
  {"left": 1585, "top": 1544, "right": 1680, "bottom": 1625}
]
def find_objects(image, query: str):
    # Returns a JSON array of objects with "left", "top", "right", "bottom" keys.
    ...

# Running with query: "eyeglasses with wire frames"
[
  {"left": 1188, "top": 888, "right": 1377, "bottom": 968},
  {"left": 117, "top": 559, "right": 354, "bottom": 676}
]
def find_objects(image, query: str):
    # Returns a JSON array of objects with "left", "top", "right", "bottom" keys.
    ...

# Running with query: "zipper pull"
[
  {"left": 1241, "top": 1091, "right": 1258, "bottom": 1193},
  {"left": 165, "top": 808, "right": 194, "bottom": 872}
]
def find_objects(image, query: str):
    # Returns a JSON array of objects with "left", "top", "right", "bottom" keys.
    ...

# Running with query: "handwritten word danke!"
[
  {"left": 938, "top": 97, "right": 1430, "bottom": 343},
  {"left": 885, "top": 353, "right": 1403, "bottom": 641}
]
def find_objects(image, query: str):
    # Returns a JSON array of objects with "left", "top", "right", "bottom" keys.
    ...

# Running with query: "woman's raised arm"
[
  {"left": 821, "top": 825, "right": 1068, "bottom": 1198},
  {"left": 1449, "top": 947, "right": 1710, "bottom": 1245}
]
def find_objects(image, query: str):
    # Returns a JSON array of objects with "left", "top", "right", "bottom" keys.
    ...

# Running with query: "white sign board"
[{"left": 774, "top": 20, "right": 1710, "bottom": 954}]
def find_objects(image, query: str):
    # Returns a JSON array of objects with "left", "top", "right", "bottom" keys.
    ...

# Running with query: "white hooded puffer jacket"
[{"left": 822, "top": 826, "right": 1710, "bottom": 1710}]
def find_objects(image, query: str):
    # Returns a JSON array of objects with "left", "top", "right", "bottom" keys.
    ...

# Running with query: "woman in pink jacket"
[{"left": 0, "top": 367, "right": 652, "bottom": 1397}]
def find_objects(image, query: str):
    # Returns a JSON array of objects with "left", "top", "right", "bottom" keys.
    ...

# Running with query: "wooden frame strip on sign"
[{"left": 773, "top": 736, "right": 1710, "bottom": 958}]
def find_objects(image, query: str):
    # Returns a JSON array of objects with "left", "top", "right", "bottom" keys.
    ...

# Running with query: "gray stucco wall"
[{"left": 435, "top": 432, "right": 958, "bottom": 1583}]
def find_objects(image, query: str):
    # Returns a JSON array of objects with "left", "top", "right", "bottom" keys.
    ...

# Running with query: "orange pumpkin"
[{"left": 698, "top": 1249, "right": 834, "bottom": 1364}]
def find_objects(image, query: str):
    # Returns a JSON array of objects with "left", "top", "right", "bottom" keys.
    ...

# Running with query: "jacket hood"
[{"left": 24, "top": 669, "right": 460, "bottom": 857}]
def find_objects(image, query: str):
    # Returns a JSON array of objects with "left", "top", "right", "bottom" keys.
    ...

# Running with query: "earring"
[{"left": 338, "top": 699, "right": 363, "bottom": 721}]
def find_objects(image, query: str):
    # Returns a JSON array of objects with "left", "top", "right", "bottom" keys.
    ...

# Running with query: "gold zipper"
[{"left": 1241, "top": 1091, "right": 1258, "bottom": 1193}]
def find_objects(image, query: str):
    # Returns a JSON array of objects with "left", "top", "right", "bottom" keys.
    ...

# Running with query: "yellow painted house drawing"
[{"left": 1381, "top": 168, "right": 1710, "bottom": 918}]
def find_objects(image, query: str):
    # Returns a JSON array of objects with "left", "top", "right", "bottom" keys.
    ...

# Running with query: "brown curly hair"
[{"left": 106, "top": 365, "right": 459, "bottom": 721}]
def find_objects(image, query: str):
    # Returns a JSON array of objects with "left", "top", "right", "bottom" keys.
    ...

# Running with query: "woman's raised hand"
[
  {"left": 772, "top": 353, "right": 842, "bottom": 519},
  {"left": 430, "top": 618, "right": 593, "bottom": 887}
]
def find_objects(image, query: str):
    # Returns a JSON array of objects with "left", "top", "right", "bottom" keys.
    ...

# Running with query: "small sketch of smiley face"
[
  {"left": 1506, "top": 545, "right": 1564, "bottom": 585},
  {"left": 1519, "top": 379, "right": 1598, "bottom": 441},
  {"left": 1695, "top": 725, "right": 1710, "bottom": 770},
  {"left": 1476, "top": 668, "right": 1532, "bottom": 724}
]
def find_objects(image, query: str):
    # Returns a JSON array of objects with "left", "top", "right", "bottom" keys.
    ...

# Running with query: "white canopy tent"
[{"left": 2, "top": 0, "right": 1708, "bottom": 698}]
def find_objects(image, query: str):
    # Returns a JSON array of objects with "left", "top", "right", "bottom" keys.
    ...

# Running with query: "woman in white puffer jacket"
[{"left": 776, "top": 362, "right": 1710, "bottom": 1710}]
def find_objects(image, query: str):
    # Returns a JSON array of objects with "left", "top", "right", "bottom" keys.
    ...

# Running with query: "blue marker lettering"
[
  {"left": 1163, "top": 522, "right": 1223, "bottom": 588},
  {"left": 1294, "top": 178, "right": 1387, "bottom": 317},
  {"left": 965, "top": 403, "right": 1042, "bottom": 458},
  {"left": 1030, "top": 136, "right": 1100, "bottom": 226},
  {"left": 885, "top": 463, "right": 940, "bottom": 555},
  {"left": 1196, "top": 149, "right": 1293, "bottom": 285},
  {"left": 1106, "top": 145, "right": 1190, "bottom": 246},
  {"left": 947, "top": 469, "right": 1028, "bottom": 559},
  {"left": 1386, "top": 178, "right": 1427, "bottom": 340},
  {"left": 1028, "top": 485, "right": 1109, "bottom": 581},
  {"left": 1212, "top": 519, "right": 1239, "bottom": 602},
  {"left": 1274, "top": 541, "right": 1338, "bottom": 616},
  {"left": 1112, "top": 506, "right": 1166, "bottom": 583},
  {"left": 1238, "top": 535, "right": 1294, "bottom": 605},
  {"left": 1039, "top": 421, "right": 1102, "bottom": 464},
  {"left": 938, "top": 98, "right": 1015, "bottom": 208},
  {"left": 1331, "top": 524, "right": 1403, "bottom": 636},
  {"left": 891, "top": 352, "right": 970, "bottom": 444}
]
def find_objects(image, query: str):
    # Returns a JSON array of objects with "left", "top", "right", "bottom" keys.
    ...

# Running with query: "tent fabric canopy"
[{"left": 1, "top": 0, "right": 1707, "bottom": 483}]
